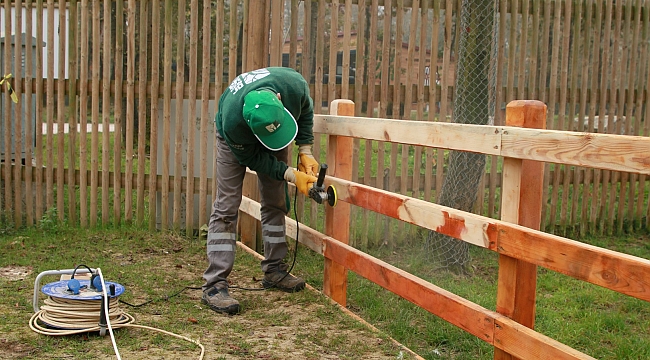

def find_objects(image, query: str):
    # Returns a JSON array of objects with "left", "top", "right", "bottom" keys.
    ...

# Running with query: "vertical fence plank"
[
  {"left": 605, "top": 0, "right": 623, "bottom": 234},
  {"left": 588, "top": 0, "right": 604, "bottom": 234},
  {"left": 2, "top": 0, "right": 10, "bottom": 212},
  {"left": 136, "top": 0, "right": 149, "bottom": 225},
  {"left": 173, "top": 0, "right": 186, "bottom": 229},
  {"left": 46, "top": 0, "right": 54, "bottom": 212},
  {"left": 199, "top": 0, "right": 212, "bottom": 230},
  {"left": 622, "top": 0, "right": 642, "bottom": 234},
  {"left": 414, "top": 0, "right": 428, "bottom": 206},
  {"left": 393, "top": 0, "right": 406, "bottom": 244},
  {"left": 403, "top": 0, "right": 419, "bottom": 240},
  {"left": 228, "top": 0, "right": 238, "bottom": 80},
  {"left": 490, "top": 0, "right": 507, "bottom": 220},
  {"left": 538, "top": 0, "right": 552, "bottom": 230},
  {"left": 310, "top": 0, "right": 325, "bottom": 231},
  {"left": 556, "top": 0, "right": 572, "bottom": 236},
  {"left": 13, "top": 0, "right": 24, "bottom": 226},
  {"left": 101, "top": 0, "right": 112, "bottom": 224},
  {"left": 329, "top": 0, "right": 339, "bottom": 105},
  {"left": 494, "top": 100, "right": 546, "bottom": 360},
  {"left": 565, "top": 0, "right": 582, "bottom": 236},
  {"left": 635, "top": 2, "right": 649, "bottom": 230},
  {"left": 34, "top": 0, "right": 44, "bottom": 221},
  {"left": 354, "top": 0, "right": 366, "bottom": 246},
  {"left": 184, "top": 0, "right": 199, "bottom": 233},
  {"left": 56, "top": 0, "right": 66, "bottom": 220},
  {"left": 79, "top": 0, "right": 89, "bottom": 227},
  {"left": 547, "top": 0, "right": 563, "bottom": 234},
  {"left": 645, "top": 5, "right": 650, "bottom": 225},
  {"left": 595, "top": 0, "right": 613, "bottom": 234},
  {"left": 426, "top": 0, "right": 440, "bottom": 204},
  {"left": 506, "top": 0, "right": 517, "bottom": 105},
  {"left": 213, "top": 0, "right": 224, "bottom": 214},
  {"left": 161, "top": 0, "right": 173, "bottom": 230},
  {"left": 269, "top": 0, "right": 283, "bottom": 67},
  {"left": 363, "top": 0, "right": 379, "bottom": 246},
  {"left": 580, "top": 0, "right": 596, "bottom": 236},
  {"left": 324, "top": 99, "right": 353, "bottom": 306},
  {"left": 125, "top": 0, "right": 137, "bottom": 224},
  {"left": 24, "top": 0, "right": 34, "bottom": 225},
  {"left": 149, "top": 0, "right": 161, "bottom": 230},
  {"left": 517, "top": 0, "right": 528, "bottom": 100},
  {"left": 614, "top": 0, "right": 632, "bottom": 234},
  {"left": 114, "top": 0, "right": 124, "bottom": 225},
  {"left": 90, "top": 0, "right": 100, "bottom": 226},
  {"left": 68, "top": 0, "right": 78, "bottom": 225},
  {"left": 378, "top": 0, "right": 391, "bottom": 245},
  {"left": 289, "top": 0, "right": 299, "bottom": 70}
]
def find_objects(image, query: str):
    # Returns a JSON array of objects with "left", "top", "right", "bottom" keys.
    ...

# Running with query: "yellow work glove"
[
  {"left": 284, "top": 168, "right": 318, "bottom": 196},
  {"left": 297, "top": 144, "right": 319, "bottom": 177}
]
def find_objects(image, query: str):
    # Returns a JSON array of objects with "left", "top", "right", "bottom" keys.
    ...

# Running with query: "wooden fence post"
[
  {"left": 495, "top": 100, "right": 546, "bottom": 360},
  {"left": 324, "top": 99, "right": 354, "bottom": 306}
]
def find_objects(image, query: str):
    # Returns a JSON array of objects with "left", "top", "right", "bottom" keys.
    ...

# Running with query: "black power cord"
[
  {"left": 122, "top": 159, "right": 304, "bottom": 305},
  {"left": 230, "top": 156, "right": 302, "bottom": 292}
]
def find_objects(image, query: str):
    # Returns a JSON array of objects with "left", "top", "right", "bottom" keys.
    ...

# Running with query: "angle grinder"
[{"left": 308, "top": 164, "right": 337, "bottom": 207}]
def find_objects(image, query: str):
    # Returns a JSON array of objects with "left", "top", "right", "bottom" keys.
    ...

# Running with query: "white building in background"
[{"left": 0, "top": 4, "right": 70, "bottom": 79}]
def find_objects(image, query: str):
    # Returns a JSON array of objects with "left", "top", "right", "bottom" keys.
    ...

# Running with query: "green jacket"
[{"left": 215, "top": 67, "right": 314, "bottom": 180}]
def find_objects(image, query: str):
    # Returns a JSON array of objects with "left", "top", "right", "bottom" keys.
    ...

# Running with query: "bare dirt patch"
[{"left": 0, "top": 265, "right": 32, "bottom": 281}]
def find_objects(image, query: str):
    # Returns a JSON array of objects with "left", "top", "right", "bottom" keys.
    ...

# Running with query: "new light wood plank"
[
  {"left": 500, "top": 128, "right": 650, "bottom": 175},
  {"left": 495, "top": 100, "right": 546, "bottom": 360},
  {"left": 314, "top": 116, "right": 501, "bottom": 155},
  {"left": 324, "top": 100, "right": 354, "bottom": 306}
]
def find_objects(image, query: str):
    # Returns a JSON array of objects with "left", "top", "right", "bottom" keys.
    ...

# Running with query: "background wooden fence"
[{"left": 1, "top": 0, "right": 649, "bottom": 239}]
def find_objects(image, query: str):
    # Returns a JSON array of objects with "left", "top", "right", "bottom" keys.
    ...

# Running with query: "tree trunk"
[{"left": 427, "top": 0, "right": 495, "bottom": 274}]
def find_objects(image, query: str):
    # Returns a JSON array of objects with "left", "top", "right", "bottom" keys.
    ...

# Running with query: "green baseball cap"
[{"left": 242, "top": 90, "right": 298, "bottom": 151}]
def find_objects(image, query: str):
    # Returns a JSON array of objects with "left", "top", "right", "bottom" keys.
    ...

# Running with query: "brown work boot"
[
  {"left": 202, "top": 286, "right": 240, "bottom": 314},
  {"left": 262, "top": 270, "right": 306, "bottom": 292}
]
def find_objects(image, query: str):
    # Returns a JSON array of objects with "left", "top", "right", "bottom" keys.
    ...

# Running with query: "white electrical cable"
[
  {"left": 97, "top": 268, "right": 122, "bottom": 360},
  {"left": 29, "top": 268, "right": 205, "bottom": 360}
]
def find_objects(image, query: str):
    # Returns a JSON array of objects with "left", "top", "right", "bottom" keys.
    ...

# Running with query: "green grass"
[
  {"left": 0, "top": 220, "right": 415, "bottom": 360},
  {"left": 291, "top": 227, "right": 650, "bottom": 360}
]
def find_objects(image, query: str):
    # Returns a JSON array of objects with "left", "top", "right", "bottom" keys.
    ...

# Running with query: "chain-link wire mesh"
[{"left": 426, "top": 0, "right": 498, "bottom": 274}]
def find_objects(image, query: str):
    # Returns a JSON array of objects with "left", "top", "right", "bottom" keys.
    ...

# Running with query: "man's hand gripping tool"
[{"left": 308, "top": 164, "right": 337, "bottom": 207}]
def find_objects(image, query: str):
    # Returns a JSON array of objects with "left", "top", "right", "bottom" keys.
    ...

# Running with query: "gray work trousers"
[{"left": 202, "top": 135, "right": 290, "bottom": 290}]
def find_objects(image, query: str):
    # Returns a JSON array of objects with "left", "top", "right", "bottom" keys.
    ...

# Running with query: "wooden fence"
[
  {"left": 234, "top": 99, "right": 650, "bottom": 359},
  {"left": 1, "top": 0, "right": 649, "bottom": 237}
]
